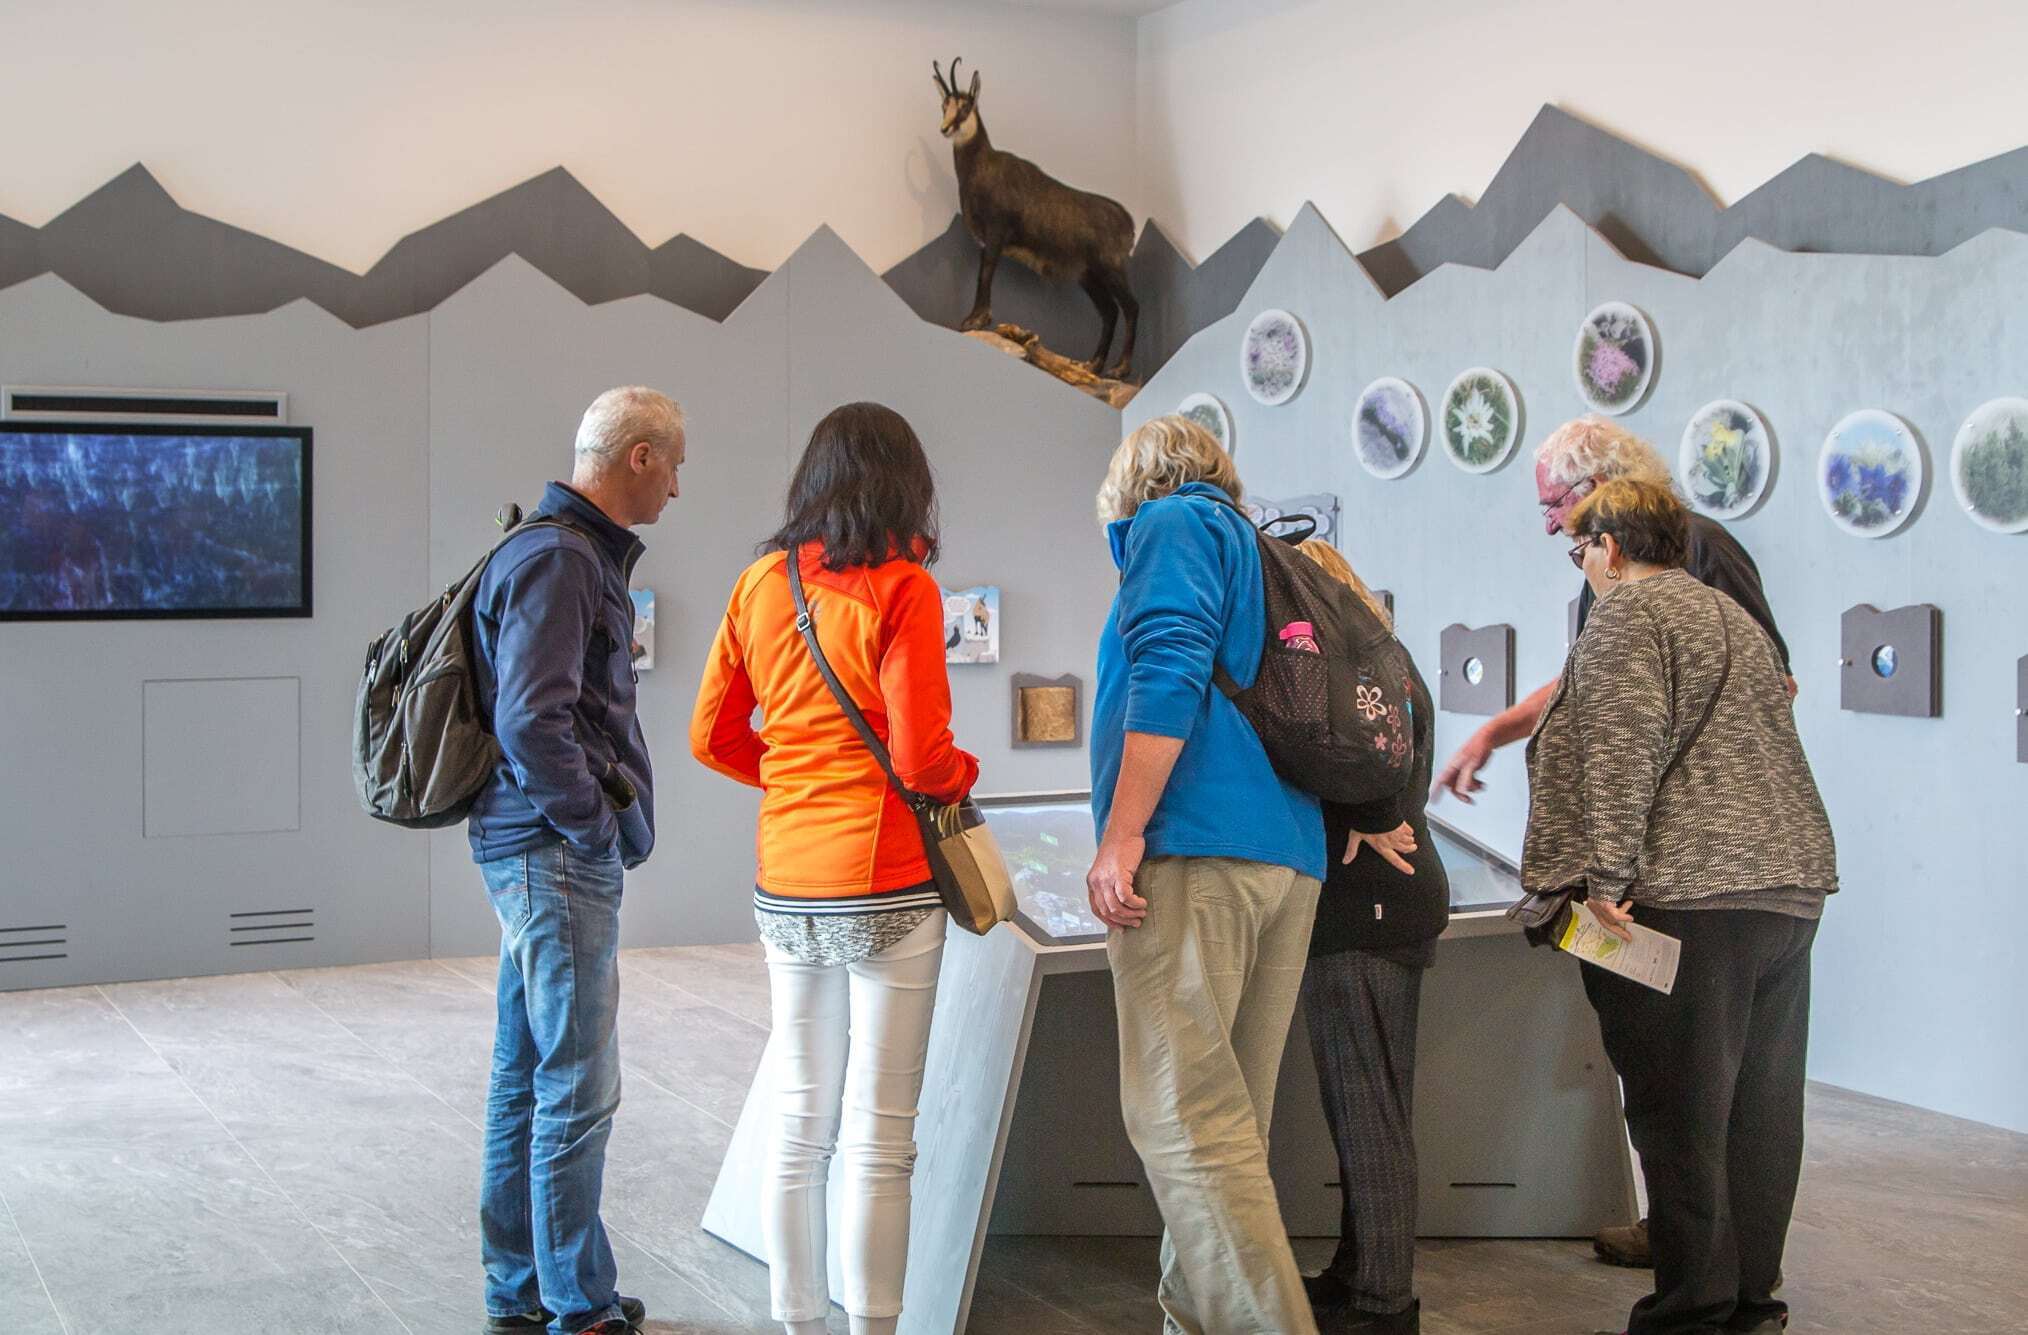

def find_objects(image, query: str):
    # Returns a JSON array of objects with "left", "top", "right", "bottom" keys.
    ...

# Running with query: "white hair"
[
  {"left": 1534, "top": 415, "right": 1673, "bottom": 489},
  {"left": 573, "top": 387, "right": 685, "bottom": 466}
]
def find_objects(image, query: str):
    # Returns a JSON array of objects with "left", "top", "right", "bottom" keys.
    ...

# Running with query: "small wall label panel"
[
  {"left": 1012, "top": 673, "right": 1083, "bottom": 749},
  {"left": 1839, "top": 604, "right": 1942, "bottom": 718},
  {"left": 1439, "top": 623, "right": 1515, "bottom": 716}
]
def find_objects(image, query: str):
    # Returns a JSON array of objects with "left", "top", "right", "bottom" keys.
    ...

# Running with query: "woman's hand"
[
  {"left": 1345, "top": 822, "right": 1418, "bottom": 875},
  {"left": 1087, "top": 830, "right": 1149, "bottom": 929},
  {"left": 1590, "top": 896, "right": 1637, "bottom": 943}
]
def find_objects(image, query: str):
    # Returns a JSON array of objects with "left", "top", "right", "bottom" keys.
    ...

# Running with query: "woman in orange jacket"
[{"left": 690, "top": 401, "right": 978, "bottom": 1335}]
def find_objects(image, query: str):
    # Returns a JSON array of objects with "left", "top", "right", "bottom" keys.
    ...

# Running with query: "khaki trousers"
[{"left": 1108, "top": 855, "right": 1323, "bottom": 1335}]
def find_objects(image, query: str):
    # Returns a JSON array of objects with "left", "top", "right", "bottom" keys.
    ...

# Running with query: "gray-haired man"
[{"left": 470, "top": 387, "right": 684, "bottom": 1335}]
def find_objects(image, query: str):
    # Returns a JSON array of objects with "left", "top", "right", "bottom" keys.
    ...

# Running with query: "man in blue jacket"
[
  {"left": 469, "top": 386, "right": 683, "bottom": 1335},
  {"left": 1086, "top": 416, "right": 1327, "bottom": 1335}
]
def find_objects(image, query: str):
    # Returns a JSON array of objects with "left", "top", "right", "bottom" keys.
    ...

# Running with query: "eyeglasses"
[
  {"left": 1567, "top": 534, "right": 1601, "bottom": 570},
  {"left": 1541, "top": 477, "right": 1594, "bottom": 514}
]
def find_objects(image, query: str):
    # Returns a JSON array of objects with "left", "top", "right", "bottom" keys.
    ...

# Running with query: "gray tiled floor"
[{"left": 5, "top": 948, "right": 2023, "bottom": 1334}]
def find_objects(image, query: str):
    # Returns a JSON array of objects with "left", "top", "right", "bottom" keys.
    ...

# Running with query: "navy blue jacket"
[{"left": 467, "top": 482, "right": 655, "bottom": 868}]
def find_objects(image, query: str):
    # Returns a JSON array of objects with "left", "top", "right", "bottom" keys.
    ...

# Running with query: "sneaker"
[
  {"left": 1592, "top": 1217, "right": 1652, "bottom": 1268},
  {"left": 485, "top": 1296, "right": 644, "bottom": 1333}
]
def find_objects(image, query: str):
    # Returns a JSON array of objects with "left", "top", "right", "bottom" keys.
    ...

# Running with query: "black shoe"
[
  {"left": 1344, "top": 1298, "right": 1419, "bottom": 1333},
  {"left": 1304, "top": 1270, "right": 1352, "bottom": 1309},
  {"left": 485, "top": 1296, "right": 644, "bottom": 1333}
]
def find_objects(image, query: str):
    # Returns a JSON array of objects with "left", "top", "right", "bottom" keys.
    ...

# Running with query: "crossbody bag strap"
[
  {"left": 785, "top": 547, "right": 922, "bottom": 808},
  {"left": 1658, "top": 590, "right": 1733, "bottom": 788}
]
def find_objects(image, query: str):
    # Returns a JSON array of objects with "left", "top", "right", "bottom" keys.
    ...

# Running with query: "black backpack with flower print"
[{"left": 1211, "top": 511, "right": 1417, "bottom": 807}]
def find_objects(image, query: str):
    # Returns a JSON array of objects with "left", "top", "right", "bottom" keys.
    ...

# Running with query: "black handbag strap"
[
  {"left": 1658, "top": 590, "right": 1732, "bottom": 789},
  {"left": 785, "top": 546, "right": 925, "bottom": 810}
]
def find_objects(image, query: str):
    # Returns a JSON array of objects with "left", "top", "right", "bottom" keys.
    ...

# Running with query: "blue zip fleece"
[
  {"left": 467, "top": 482, "right": 656, "bottom": 869},
  {"left": 1090, "top": 482, "right": 1324, "bottom": 881}
]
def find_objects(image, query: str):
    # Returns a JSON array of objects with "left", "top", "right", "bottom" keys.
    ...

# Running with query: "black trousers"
[
  {"left": 1584, "top": 905, "right": 1817, "bottom": 1335},
  {"left": 1302, "top": 947, "right": 1424, "bottom": 1317}
]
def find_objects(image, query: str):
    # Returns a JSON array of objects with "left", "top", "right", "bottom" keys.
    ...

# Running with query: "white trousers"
[{"left": 762, "top": 911, "right": 946, "bottom": 1324}]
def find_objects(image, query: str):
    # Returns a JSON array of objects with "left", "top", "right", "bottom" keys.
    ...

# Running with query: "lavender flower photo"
[
  {"left": 1240, "top": 308, "right": 1308, "bottom": 406},
  {"left": 1819, "top": 410, "right": 1923, "bottom": 538},
  {"left": 1679, "top": 399, "right": 1772, "bottom": 519},
  {"left": 1352, "top": 377, "right": 1427, "bottom": 480},
  {"left": 1573, "top": 301, "right": 1655, "bottom": 415},
  {"left": 1950, "top": 398, "right": 2028, "bottom": 535}
]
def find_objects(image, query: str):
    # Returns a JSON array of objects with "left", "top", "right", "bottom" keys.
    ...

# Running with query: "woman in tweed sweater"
[{"left": 1522, "top": 479, "right": 1836, "bottom": 1335}]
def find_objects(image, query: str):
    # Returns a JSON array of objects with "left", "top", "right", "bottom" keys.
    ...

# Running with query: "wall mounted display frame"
[
  {"left": 1351, "top": 377, "right": 1428, "bottom": 480},
  {"left": 1950, "top": 397, "right": 2028, "bottom": 535},
  {"left": 1011, "top": 673, "right": 1082, "bottom": 749},
  {"left": 942, "top": 585, "right": 1000, "bottom": 665},
  {"left": 1440, "top": 369, "right": 1522, "bottom": 474},
  {"left": 1177, "top": 392, "right": 1234, "bottom": 456},
  {"left": 1243, "top": 493, "right": 1340, "bottom": 545},
  {"left": 1439, "top": 623, "right": 1515, "bottom": 715},
  {"left": 628, "top": 589, "right": 656, "bottom": 670},
  {"left": 2018, "top": 655, "right": 2027, "bottom": 764},
  {"left": 1819, "top": 410, "right": 1923, "bottom": 538},
  {"left": 1240, "top": 308, "right": 1309, "bottom": 406},
  {"left": 1840, "top": 603, "right": 1942, "bottom": 717},
  {"left": 0, "top": 420, "right": 312, "bottom": 621},
  {"left": 1572, "top": 301, "right": 1656, "bottom": 415},
  {"left": 1680, "top": 399, "right": 1774, "bottom": 519}
]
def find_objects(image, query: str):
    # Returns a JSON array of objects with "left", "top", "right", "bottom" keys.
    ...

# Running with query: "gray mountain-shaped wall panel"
[{"left": 1356, "top": 105, "right": 2028, "bottom": 296}]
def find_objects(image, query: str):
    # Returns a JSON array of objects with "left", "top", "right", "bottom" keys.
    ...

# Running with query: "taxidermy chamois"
[{"left": 934, "top": 57, "right": 1138, "bottom": 379}]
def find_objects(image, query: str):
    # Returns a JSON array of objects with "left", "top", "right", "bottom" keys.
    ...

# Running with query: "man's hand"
[
  {"left": 1590, "top": 897, "right": 1637, "bottom": 943},
  {"left": 1087, "top": 830, "right": 1149, "bottom": 929},
  {"left": 1431, "top": 731, "right": 1493, "bottom": 804},
  {"left": 1346, "top": 822, "right": 1418, "bottom": 875}
]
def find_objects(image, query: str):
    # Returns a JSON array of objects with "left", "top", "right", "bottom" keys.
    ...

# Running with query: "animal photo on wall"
[{"left": 942, "top": 584, "right": 1000, "bottom": 664}]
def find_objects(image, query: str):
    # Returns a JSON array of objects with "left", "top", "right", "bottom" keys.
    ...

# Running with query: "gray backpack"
[{"left": 352, "top": 510, "right": 570, "bottom": 828}]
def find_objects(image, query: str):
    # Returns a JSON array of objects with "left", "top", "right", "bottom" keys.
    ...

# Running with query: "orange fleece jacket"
[{"left": 690, "top": 547, "right": 980, "bottom": 898}]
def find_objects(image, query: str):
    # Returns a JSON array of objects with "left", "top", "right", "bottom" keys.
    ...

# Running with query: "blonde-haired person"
[
  {"left": 1524, "top": 478, "right": 1835, "bottom": 1335},
  {"left": 1085, "top": 414, "right": 1326, "bottom": 1335},
  {"left": 1290, "top": 540, "right": 1445, "bottom": 1335}
]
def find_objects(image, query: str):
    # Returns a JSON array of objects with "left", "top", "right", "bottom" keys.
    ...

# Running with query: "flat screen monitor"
[
  {"left": 0, "top": 422, "right": 312, "bottom": 620},
  {"left": 976, "top": 791, "right": 1107, "bottom": 947}
]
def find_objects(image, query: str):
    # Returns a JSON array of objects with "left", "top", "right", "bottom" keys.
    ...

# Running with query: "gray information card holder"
[
  {"left": 2017, "top": 655, "right": 2027, "bottom": 764},
  {"left": 1439, "top": 623, "right": 1516, "bottom": 715},
  {"left": 1839, "top": 603, "right": 1942, "bottom": 718}
]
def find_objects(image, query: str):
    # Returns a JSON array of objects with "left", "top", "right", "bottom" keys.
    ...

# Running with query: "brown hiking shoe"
[{"left": 1592, "top": 1217, "right": 1652, "bottom": 1268}]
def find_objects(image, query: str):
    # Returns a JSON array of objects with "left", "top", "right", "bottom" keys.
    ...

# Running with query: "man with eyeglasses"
[{"left": 1430, "top": 414, "right": 1794, "bottom": 1273}]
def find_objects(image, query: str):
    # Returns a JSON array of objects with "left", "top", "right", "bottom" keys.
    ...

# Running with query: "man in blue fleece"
[
  {"left": 468, "top": 386, "right": 683, "bottom": 1335},
  {"left": 1086, "top": 415, "right": 1327, "bottom": 1335}
]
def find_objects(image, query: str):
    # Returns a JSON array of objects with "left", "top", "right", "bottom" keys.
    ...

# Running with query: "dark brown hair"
[
  {"left": 765, "top": 402, "right": 940, "bottom": 570},
  {"left": 1568, "top": 478, "right": 1690, "bottom": 569}
]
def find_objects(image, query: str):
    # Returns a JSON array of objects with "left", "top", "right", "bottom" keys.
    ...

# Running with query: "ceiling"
[{"left": 983, "top": 0, "right": 1187, "bottom": 18}]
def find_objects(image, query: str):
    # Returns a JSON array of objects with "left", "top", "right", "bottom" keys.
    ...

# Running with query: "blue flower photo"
[{"left": 1818, "top": 410, "right": 1922, "bottom": 537}]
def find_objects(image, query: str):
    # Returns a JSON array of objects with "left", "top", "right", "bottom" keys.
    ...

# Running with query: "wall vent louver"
[
  {"left": 0, "top": 922, "right": 69, "bottom": 963},
  {"left": 228, "top": 907, "right": 315, "bottom": 947},
  {"left": 2, "top": 386, "right": 288, "bottom": 425}
]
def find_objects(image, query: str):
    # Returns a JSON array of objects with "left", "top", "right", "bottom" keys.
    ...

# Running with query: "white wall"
[
  {"left": 1137, "top": 0, "right": 2028, "bottom": 261},
  {"left": 0, "top": 0, "right": 1140, "bottom": 274}
]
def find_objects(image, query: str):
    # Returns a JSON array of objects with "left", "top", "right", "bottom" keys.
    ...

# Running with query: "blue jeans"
[{"left": 479, "top": 841, "right": 626, "bottom": 1333}]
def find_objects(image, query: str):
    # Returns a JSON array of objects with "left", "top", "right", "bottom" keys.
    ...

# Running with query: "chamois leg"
[
  {"left": 960, "top": 244, "right": 1001, "bottom": 332},
  {"left": 1078, "top": 272, "right": 1119, "bottom": 373},
  {"left": 1101, "top": 267, "right": 1138, "bottom": 381}
]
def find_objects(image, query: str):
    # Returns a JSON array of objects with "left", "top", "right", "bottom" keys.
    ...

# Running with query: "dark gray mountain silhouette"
[
  {"left": 0, "top": 165, "right": 768, "bottom": 326},
  {"left": 1356, "top": 105, "right": 2028, "bottom": 296},
  {"left": 879, "top": 213, "right": 1279, "bottom": 381}
]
